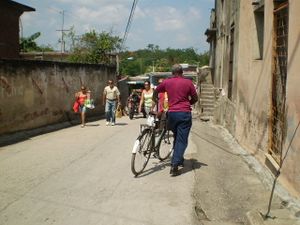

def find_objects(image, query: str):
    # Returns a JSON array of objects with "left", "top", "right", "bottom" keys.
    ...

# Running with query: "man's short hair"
[{"left": 172, "top": 64, "right": 183, "bottom": 75}]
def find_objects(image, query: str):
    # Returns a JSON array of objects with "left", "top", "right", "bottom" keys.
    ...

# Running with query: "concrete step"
[
  {"left": 202, "top": 222, "right": 243, "bottom": 225},
  {"left": 200, "top": 103, "right": 215, "bottom": 108},
  {"left": 200, "top": 112, "right": 214, "bottom": 117},
  {"left": 201, "top": 84, "right": 215, "bottom": 89},
  {"left": 200, "top": 99, "right": 215, "bottom": 103},
  {"left": 201, "top": 108, "right": 214, "bottom": 113},
  {"left": 201, "top": 88, "right": 215, "bottom": 92},
  {"left": 200, "top": 95, "right": 215, "bottom": 100},
  {"left": 201, "top": 92, "right": 215, "bottom": 97},
  {"left": 201, "top": 87, "right": 214, "bottom": 91}
]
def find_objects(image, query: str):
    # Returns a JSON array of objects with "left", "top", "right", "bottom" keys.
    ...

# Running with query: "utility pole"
[{"left": 56, "top": 10, "right": 69, "bottom": 56}]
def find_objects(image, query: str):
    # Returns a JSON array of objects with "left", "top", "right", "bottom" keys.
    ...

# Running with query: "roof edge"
[{"left": 6, "top": 0, "right": 35, "bottom": 12}]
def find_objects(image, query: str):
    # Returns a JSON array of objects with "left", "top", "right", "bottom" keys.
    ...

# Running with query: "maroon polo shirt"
[{"left": 156, "top": 76, "right": 197, "bottom": 112}]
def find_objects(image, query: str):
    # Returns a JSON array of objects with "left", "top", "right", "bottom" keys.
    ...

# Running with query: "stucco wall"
[
  {"left": 280, "top": 0, "right": 300, "bottom": 197},
  {"left": 235, "top": 0, "right": 300, "bottom": 197},
  {"left": 211, "top": 0, "right": 300, "bottom": 198},
  {"left": 234, "top": 0, "right": 272, "bottom": 157},
  {"left": 0, "top": 59, "right": 116, "bottom": 135}
]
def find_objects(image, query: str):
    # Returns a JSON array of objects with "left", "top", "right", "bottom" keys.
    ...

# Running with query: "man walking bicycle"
[{"left": 153, "top": 64, "right": 198, "bottom": 176}]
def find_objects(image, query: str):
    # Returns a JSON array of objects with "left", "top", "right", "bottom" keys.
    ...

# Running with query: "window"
[
  {"left": 270, "top": 0, "right": 289, "bottom": 164},
  {"left": 253, "top": 4, "right": 264, "bottom": 59}
]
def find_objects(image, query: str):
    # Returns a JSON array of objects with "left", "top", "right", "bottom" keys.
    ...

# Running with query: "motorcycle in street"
[{"left": 127, "top": 92, "right": 146, "bottom": 119}]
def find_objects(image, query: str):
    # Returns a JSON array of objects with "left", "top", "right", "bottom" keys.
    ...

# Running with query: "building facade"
[
  {"left": 206, "top": 0, "right": 300, "bottom": 200},
  {"left": 0, "top": 0, "right": 35, "bottom": 59}
]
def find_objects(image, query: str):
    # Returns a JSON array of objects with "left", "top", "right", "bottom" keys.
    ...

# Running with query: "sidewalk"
[{"left": 190, "top": 119, "right": 300, "bottom": 225}]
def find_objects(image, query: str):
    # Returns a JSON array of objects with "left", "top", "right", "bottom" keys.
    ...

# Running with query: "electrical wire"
[{"left": 122, "top": 0, "right": 138, "bottom": 49}]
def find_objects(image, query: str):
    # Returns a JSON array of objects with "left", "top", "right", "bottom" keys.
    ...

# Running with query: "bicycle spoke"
[
  {"left": 131, "top": 129, "right": 152, "bottom": 176},
  {"left": 157, "top": 130, "right": 174, "bottom": 161}
]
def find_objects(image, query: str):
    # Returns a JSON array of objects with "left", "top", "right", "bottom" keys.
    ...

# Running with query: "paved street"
[
  {"left": 1, "top": 115, "right": 299, "bottom": 225},
  {"left": 0, "top": 115, "right": 198, "bottom": 225}
]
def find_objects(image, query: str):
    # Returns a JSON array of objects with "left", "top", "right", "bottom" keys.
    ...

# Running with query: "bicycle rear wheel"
[
  {"left": 157, "top": 130, "right": 174, "bottom": 161},
  {"left": 131, "top": 128, "right": 152, "bottom": 176}
]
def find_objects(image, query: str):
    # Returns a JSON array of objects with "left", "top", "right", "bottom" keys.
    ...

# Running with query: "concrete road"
[{"left": 0, "top": 116, "right": 198, "bottom": 225}]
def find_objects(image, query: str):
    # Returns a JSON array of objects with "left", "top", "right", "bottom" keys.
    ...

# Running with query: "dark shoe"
[
  {"left": 170, "top": 166, "right": 179, "bottom": 176},
  {"left": 178, "top": 159, "right": 184, "bottom": 168}
]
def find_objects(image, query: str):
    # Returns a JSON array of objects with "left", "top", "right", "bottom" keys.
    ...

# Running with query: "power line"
[{"left": 122, "top": 0, "right": 138, "bottom": 49}]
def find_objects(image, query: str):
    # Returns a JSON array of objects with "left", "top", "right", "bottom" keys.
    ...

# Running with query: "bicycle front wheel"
[
  {"left": 131, "top": 128, "right": 152, "bottom": 176},
  {"left": 157, "top": 130, "right": 174, "bottom": 161}
]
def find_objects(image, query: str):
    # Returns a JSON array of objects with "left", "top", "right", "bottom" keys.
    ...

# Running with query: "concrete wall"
[
  {"left": 0, "top": 59, "right": 116, "bottom": 135},
  {"left": 234, "top": 0, "right": 272, "bottom": 157},
  {"left": 211, "top": 0, "right": 300, "bottom": 199},
  {"left": 212, "top": 0, "right": 239, "bottom": 134},
  {"left": 280, "top": 0, "right": 300, "bottom": 197}
]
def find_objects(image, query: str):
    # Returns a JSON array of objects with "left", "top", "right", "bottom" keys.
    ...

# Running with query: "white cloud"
[
  {"left": 134, "top": 6, "right": 146, "bottom": 19},
  {"left": 18, "top": 0, "right": 213, "bottom": 52},
  {"left": 187, "top": 7, "right": 202, "bottom": 20},
  {"left": 144, "top": 6, "right": 185, "bottom": 32},
  {"left": 155, "top": 19, "right": 184, "bottom": 31}
]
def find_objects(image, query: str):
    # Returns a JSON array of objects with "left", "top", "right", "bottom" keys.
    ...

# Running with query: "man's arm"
[{"left": 190, "top": 94, "right": 198, "bottom": 105}]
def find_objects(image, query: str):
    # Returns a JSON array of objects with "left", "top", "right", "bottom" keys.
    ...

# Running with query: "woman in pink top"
[{"left": 75, "top": 85, "right": 88, "bottom": 127}]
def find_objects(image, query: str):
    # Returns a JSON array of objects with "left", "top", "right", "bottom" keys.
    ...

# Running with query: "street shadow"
[
  {"left": 179, "top": 158, "right": 208, "bottom": 175},
  {"left": 129, "top": 115, "right": 147, "bottom": 120},
  {"left": 85, "top": 124, "right": 100, "bottom": 127},
  {"left": 115, "top": 122, "right": 128, "bottom": 126},
  {"left": 135, "top": 158, "right": 171, "bottom": 178},
  {"left": 135, "top": 157, "right": 207, "bottom": 178}
]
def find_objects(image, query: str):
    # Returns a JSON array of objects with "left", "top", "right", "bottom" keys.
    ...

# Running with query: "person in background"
[
  {"left": 153, "top": 64, "right": 198, "bottom": 176},
  {"left": 157, "top": 78, "right": 168, "bottom": 114},
  {"left": 102, "top": 79, "right": 121, "bottom": 126},
  {"left": 139, "top": 81, "right": 153, "bottom": 117},
  {"left": 75, "top": 85, "right": 88, "bottom": 128}
]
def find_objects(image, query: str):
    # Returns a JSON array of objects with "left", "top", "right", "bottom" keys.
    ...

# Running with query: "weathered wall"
[
  {"left": 212, "top": 0, "right": 300, "bottom": 198},
  {"left": 212, "top": 0, "right": 239, "bottom": 135},
  {"left": 117, "top": 77, "right": 130, "bottom": 108},
  {"left": 280, "top": 0, "right": 300, "bottom": 197},
  {"left": 0, "top": 59, "right": 116, "bottom": 135},
  {"left": 234, "top": 0, "right": 272, "bottom": 157}
]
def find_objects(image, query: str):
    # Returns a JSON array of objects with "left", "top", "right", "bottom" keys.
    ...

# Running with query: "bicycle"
[{"left": 131, "top": 112, "right": 174, "bottom": 176}]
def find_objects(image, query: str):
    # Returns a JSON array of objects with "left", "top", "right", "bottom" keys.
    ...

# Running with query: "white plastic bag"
[
  {"left": 147, "top": 115, "right": 155, "bottom": 127},
  {"left": 85, "top": 99, "right": 95, "bottom": 109}
]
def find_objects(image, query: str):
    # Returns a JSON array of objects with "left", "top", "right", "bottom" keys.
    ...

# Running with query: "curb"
[{"left": 246, "top": 209, "right": 300, "bottom": 225}]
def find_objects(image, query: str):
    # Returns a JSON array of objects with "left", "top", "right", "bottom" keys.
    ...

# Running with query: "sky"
[{"left": 17, "top": 0, "right": 214, "bottom": 53}]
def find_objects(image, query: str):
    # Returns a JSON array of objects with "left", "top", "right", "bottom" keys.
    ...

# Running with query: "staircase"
[{"left": 199, "top": 83, "right": 215, "bottom": 121}]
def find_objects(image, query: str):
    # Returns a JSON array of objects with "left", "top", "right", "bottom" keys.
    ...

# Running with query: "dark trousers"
[{"left": 167, "top": 112, "right": 192, "bottom": 166}]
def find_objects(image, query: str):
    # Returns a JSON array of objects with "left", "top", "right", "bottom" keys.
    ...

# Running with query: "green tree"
[
  {"left": 20, "top": 32, "right": 54, "bottom": 52},
  {"left": 64, "top": 26, "right": 78, "bottom": 52},
  {"left": 68, "top": 30, "right": 122, "bottom": 64},
  {"left": 119, "top": 45, "right": 209, "bottom": 76}
]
